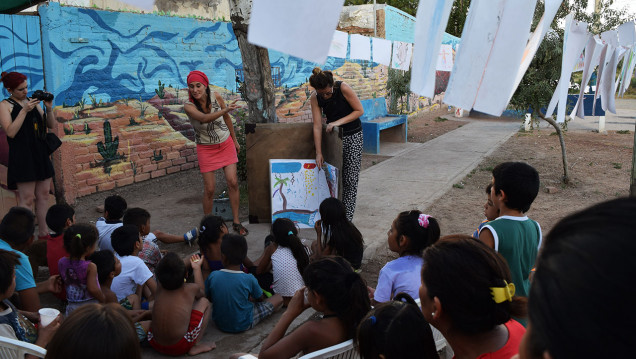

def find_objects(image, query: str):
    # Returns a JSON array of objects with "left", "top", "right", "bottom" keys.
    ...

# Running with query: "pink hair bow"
[{"left": 418, "top": 214, "right": 431, "bottom": 228}]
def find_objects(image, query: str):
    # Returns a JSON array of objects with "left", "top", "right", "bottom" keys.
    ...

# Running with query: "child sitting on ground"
[
  {"left": 368, "top": 211, "right": 440, "bottom": 305},
  {"left": 96, "top": 195, "right": 127, "bottom": 252},
  {"left": 473, "top": 183, "right": 499, "bottom": 238},
  {"left": 58, "top": 223, "right": 105, "bottom": 315},
  {"left": 149, "top": 252, "right": 215, "bottom": 356},
  {"left": 312, "top": 197, "right": 364, "bottom": 270},
  {"left": 45, "top": 204, "right": 75, "bottom": 279},
  {"left": 356, "top": 293, "right": 438, "bottom": 359},
  {"left": 255, "top": 218, "right": 309, "bottom": 306},
  {"left": 124, "top": 207, "right": 198, "bottom": 249},
  {"left": 88, "top": 250, "right": 151, "bottom": 342},
  {"left": 187, "top": 215, "right": 254, "bottom": 279},
  {"left": 205, "top": 234, "right": 283, "bottom": 333},
  {"left": 234, "top": 256, "right": 372, "bottom": 359},
  {"left": 110, "top": 224, "right": 156, "bottom": 304},
  {"left": 0, "top": 249, "right": 61, "bottom": 353},
  {"left": 123, "top": 208, "right": 162, "bottom": 273},
  {"left": 479, "top": 162, "right": 541, "bottom": 299}
]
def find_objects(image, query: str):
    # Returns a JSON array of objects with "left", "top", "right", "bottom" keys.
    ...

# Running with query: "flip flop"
[{"left": 233, "top": 222, "right": 249, "bottom": 236}]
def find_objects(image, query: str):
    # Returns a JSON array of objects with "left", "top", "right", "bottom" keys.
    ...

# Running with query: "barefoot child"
[
  {"left": 205, "top": 234, "right": 283, "bottom": 333},
  {"left": 149, "top": 252, "right": 215, "bottom": 356},
  {"left": 58, "top": 223, "right": 105, "bottom": 315}
]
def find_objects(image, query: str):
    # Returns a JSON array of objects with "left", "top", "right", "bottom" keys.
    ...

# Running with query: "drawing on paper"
[
  {"left": 392, "top": 41, "right": 413, "bottom": 71},
  {"left": 270, "top": 159, "right": 338, "bottom": 228},
  {"left": 436, "top": 44, "right": 454, "bottom": 71}
]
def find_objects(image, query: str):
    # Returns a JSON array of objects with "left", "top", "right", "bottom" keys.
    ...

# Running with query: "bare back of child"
[{"left": 150, "top": 252, "right": 214, "bottom": 356}]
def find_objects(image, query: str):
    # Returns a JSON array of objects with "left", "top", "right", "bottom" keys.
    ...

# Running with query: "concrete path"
[{"left": 141, "top": 116, "right": 520, "bottom": 358}]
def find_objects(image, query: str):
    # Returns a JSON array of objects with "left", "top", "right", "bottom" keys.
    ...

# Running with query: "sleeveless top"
[
  {"left": 0, "top": 299, "right": 37, "bottom": 343},
  {"left": 271, "top": 246, "right": 305, "bottom": 297},
  {"left": 58, "top": 258, "right": 99, "bottom": 303},
  {"left": 3, "top": 98, "right": 54, "bottom": 190},
  {"left": 316, "top": 81, "right": 362, "bottom": 136},
  {"left": 185, "top": 99, "right": 230, "bottom": 145}
]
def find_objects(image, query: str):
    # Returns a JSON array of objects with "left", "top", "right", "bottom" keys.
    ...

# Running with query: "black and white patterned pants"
[{"left": 342, "top": 131, "right": 363, "bottom": 221}]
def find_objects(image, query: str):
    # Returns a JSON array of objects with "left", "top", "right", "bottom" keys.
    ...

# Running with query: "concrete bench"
[{"left": 359, "top": 97, "right": 407, "bottom": 154}]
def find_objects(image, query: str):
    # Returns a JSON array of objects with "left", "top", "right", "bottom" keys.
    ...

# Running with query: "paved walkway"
[{"left": 141, "top": 115, "right": 520, "bottom": 358}]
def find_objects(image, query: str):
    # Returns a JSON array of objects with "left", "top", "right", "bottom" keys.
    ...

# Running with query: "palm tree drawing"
[{"left": 272, "top": 174, "right": 290, "bottom": 211}]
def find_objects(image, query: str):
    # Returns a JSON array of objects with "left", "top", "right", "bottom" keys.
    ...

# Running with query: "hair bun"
[
  {"left": 0, "top": 72, "right": 6, "bottom": 80},
  {"left": 312, "top": 67, "right": 322, "bottom": 75}
]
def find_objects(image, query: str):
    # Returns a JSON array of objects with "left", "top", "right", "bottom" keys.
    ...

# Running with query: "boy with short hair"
[
  {"left": 472, "top": 183, "right": 499, "bottom": 238},
  {"left": 205, "top": 234, "right": 283, "bottom": 333},
  {"left": 479, "top": 162, "right": 541, "bottom": 298},
  {"left": 45, "top": 204, "right": 75, "bottom": 277},
  {"left": 96, "top": 195, "right": 127, "bottom": 252},
  {"left": 149, "top": 252, "right": 215, "bottom": 356},
  {"left": 110, "top": 224, "right": 156, "bottom": 303}
]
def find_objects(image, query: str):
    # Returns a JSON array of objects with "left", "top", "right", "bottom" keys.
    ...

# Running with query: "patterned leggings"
[{"left": 342, "top": 131, "right": 363, "bottom": 221}]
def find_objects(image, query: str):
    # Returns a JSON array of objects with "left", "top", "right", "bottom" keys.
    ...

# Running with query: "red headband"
[
  {"left": 1, "top": 71, "right": 27, "bottom": 90},
  {"left": 187, "top": 70, "right": 209, "bottom": 87}
]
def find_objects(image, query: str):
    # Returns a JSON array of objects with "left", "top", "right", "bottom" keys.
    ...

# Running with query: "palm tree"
[{"left": 272, "top": 175, "right": 290, "bottom": 211}]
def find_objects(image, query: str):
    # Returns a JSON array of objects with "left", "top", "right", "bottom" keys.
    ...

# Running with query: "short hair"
[
  {"left": 491, "top": 162, "right": 539, "bottom": 213},
  {"left": 111, "top": 225, "right": 140, "bottom": 257},
  {"left": 104, "top": 195, "right": 127, "bottom": 220},
  {"left": 0, "top": 207, "right": 35, "bottom": 246},
  {"left": 356, "top": 293, "right": 438, "bottom": 359},
  {"left": 527, "top": 197, "right": 636, "bottom": 358},
  {"left": 0, "top": 249, "right": 20, "bottom": 294},
  {"left": 485, "top": 183, "right": 492, "bottom": 195},
  {"left": 63, "top": 224, "right": 99, "bottom": 259},
  {"left": 45, "top": 303, "right": 140, "bottom": 359},
  {"left": 88, "top": 250, "right": 116, "bottom": 285},
  {"left": 309, "top": 67, "right": 334, "bottom": 90},
  {"left": 303, "top": 256, "right": 371, "bottom": 338},
  {"left": 155, "top": 252, "right": 186, "bottom": 290},
  {"left": 220, "top": 234, "right": 247, "bottom": 266},
  {"left": 46, "top": 204, "right": 75, "bottom": 235},
  {"left": 422, "top": 235, "right": 526, "bottom": 335},
  {"left": 394, "top": 210, "right": 440, "bottom": 256},
  {"left": 122, "top": 208, "right": 150, "bottom": 231}
]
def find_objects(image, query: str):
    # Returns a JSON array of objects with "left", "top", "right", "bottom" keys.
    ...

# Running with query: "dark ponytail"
[
  {"left": 271, "top": 218, "right": 309, "bottom": 274},
  {"left": 309, "top": 67, "right": 335, "bottom": 90},
  {"left": 63, "top": 223, "right": 99, "bottom": 259},
  {"left": 395, "top": 210, "right": 440, "bottom": 256},
  {"left": 198, "top": 215, "right": 226, "bottom": 257},
  {"left": 303, "top": 257, "right": 371, "bottom": 338}
]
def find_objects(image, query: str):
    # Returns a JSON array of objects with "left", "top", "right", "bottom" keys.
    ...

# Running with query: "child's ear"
[
  {"left": 109, "top": 271, "right": 116, "bottom": 279},
  {"left": 398, "top": 235, "right": 408, "bottom": 248},
  {"left": 64, "top": 218, "right": 73, "bottom": 229}
]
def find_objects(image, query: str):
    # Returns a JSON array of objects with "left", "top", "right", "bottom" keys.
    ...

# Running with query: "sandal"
[{"left": 233, "top": 222, "right": 249, "bottom": 236}]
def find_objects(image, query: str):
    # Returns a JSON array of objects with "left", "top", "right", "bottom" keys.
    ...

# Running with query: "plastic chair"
[
  {"left": 0, "top": 336, "right": 47, "bottom": 358},
  {"left": 299, "top": 339, "right": 359, "bottom": 359}
]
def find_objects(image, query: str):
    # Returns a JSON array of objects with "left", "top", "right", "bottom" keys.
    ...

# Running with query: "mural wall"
[{"left": 2, "top": 3, "right": 459, "bottom": 203}]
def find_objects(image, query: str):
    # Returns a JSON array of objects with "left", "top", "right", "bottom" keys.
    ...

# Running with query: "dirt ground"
[{"left": 66, "top": 108, "right": 633, "bottom": 289}]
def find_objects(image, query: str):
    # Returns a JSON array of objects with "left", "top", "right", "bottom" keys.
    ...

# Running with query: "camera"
[{"left": 31, "top": 90, "right": 54, "bottom": 102}]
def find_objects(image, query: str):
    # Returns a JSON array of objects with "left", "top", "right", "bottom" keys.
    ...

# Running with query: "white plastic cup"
[{"left": 39, "top": 308, "right": 60, "bottom": 327}]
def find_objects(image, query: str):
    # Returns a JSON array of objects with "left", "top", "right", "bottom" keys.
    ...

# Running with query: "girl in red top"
[{"left": 420, "top": 235, "right": 526, "bottom": 359}]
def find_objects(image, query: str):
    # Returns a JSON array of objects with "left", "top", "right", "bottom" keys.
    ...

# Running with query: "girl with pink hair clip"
[{"left": 368, "top": 210, "right": 440, "bottom": 306}]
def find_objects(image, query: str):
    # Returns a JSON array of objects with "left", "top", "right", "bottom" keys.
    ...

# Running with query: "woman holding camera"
[{"left": 0, "top": 71, "right": 58, "bottom": 238}]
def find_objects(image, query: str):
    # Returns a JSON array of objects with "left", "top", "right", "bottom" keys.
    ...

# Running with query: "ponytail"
[
  {"left": 63, "top": 223, "right": 99, "bottom": 259},
  {"left": 271, "top": 218, "right": 309, "bottom": 274},
  {"left": 309, "top": 67, "right": 335, "bottom": 90},
  {"left": 303, "top": 257, "right": 371, "bottom": 338},
  {"left": 395, "top": 210, "right": 440, "bottom": 257}
]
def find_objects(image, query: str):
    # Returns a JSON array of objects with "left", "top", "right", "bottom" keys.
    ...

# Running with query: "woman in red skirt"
[{"left": 183, "top": 71, "right": 247, "bottom": 236}]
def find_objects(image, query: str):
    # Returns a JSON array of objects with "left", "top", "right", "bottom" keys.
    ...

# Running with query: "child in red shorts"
[{"left": 148, "top": 252, "right": 214, "bottom": 356}]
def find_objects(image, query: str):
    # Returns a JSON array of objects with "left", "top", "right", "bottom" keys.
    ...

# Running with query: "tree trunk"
[
  {"left": 228, "top": 0, "right": 277, "bottom": 123},
  {"left": 539, "top": 112, "right": 570, "bottom": 184}
]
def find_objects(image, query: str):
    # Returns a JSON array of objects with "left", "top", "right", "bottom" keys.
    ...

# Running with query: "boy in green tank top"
[{"left": 479, "top": 162, "right": 541, "bottom": 299}]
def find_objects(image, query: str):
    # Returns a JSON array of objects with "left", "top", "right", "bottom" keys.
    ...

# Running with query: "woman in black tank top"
[
  {"left": 0, "top": 71, "right": 58, "bottom": 238},
  {"left": 309, "top": 67, "right": 364, "bottom": 223}
]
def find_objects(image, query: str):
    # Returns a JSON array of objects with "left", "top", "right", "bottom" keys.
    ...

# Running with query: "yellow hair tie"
[{"left": 490, "top": 281, "right": 515, "bottom": 303}]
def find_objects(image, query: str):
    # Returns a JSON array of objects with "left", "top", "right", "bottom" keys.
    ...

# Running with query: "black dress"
[{"left": 5, "top": 99, "right": 54, "bottom": 190}]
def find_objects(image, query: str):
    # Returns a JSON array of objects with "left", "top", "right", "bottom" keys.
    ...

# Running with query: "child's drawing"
[
  {"left": 391, "top": 41, "right": 413, "bottom": 71},
  {"left": 270, "top": 159, "right": 338, "bottom": 228}
]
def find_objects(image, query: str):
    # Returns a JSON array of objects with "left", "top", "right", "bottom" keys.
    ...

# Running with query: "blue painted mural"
[{"left": 0, "top": 14, "right": 44, "bottom": 98}]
